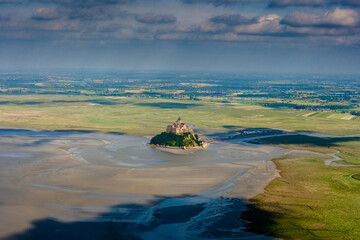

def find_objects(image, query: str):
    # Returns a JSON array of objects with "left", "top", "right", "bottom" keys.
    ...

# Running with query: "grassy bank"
[{"left": 243, "top": 135, "right": 360, "bottom": 239}]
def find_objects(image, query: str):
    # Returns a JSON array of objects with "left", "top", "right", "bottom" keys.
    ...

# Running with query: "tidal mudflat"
[{"left": 0, "top": 128, "right": 288, "bottom": 239}]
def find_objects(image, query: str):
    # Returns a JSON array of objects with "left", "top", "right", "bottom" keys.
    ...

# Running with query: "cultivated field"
[
  {"left": 0, "top": 95, "right": 360, "bottom": 136},
  {"left": 244, "top": 135, "right": 360, "bottom": 239}
]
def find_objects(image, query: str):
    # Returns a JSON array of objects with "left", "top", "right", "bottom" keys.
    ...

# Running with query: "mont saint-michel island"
[
  {"left": 2, "top": 0, "right": 360, "bottom": 238},
  {"left": 149, "top": 117, "right": 207, "bottom": 149}
]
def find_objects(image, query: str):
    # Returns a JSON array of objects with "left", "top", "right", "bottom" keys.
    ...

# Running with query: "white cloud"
[
  {"left": 282, "top": 8, "right": 360, "bottom": 27},
  {"left": 234, "top": 14, "right": 284, "bottom": 34}
]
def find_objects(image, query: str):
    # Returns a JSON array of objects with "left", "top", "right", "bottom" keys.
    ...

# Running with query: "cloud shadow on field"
[
  {"left": 0, "top": 99, "right": 129, "bottom": 106},
  {"left": 254, "top": 135, "right": 360, "bottom": 148},
  {"left": 135, "top": 102, "right": 203, "bottom": 109}
]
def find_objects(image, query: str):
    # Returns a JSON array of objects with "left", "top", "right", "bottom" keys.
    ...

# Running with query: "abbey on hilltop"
[
  {"left": 149, "top": 117, "right": 207, "bottom": 149},
  {"left": 166, "top": 117, "right": 194, "bottom": 135}
]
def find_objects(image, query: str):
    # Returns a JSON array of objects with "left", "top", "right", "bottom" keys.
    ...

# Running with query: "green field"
[
  {"left": 1, "top": 94, "right": 360, "bottom": 136},
  {"left": 244, "top": 135, "right": 360, "bottom": 239}
]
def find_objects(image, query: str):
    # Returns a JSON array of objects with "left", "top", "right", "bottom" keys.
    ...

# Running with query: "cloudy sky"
[{"left": 0, "top": 0, "right": 360, "bottom": 73}]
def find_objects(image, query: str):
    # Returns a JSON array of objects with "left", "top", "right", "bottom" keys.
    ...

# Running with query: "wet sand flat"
[{"left": 0, "top": 128, "right": 287, "bottom": 239}]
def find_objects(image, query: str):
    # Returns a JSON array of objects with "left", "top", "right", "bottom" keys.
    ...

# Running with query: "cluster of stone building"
[{"left": 166, "top": 117, "right": 194, "bottom": 135}]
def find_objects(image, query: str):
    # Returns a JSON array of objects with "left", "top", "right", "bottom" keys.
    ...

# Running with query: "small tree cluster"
[{"left": 150, "top": 132, "right": 201, "bottom": 147}]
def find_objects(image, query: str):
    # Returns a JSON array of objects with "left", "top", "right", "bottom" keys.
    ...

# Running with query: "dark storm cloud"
[
  {"left": 34, "top": 0, "right": 134, "bottom": 7},
  {"left": 0, "top": 0, "right": 136, "bottom": 41},
  {"left": 332, "top": 0, "right": 360, "bottom": 7},
  {"left": 135, "top": 13, "right": 177, "bottom": 24},
  {"left": 31, "top": 0, "right": 134, "bottom": 21},
  {"left": 282, "top": 8, "right": 360, "bottom": 27},
  {"left": 65, "top": 6, "right": 119, "bottom": 20},
  {"left": 0, "top": 0, "right": 135, "bottom": 6},
  {"left": 210, "top": 14, "right": 253, "bottom": 25},
  {"left": 181, "top": 0, "right": 360, "bottom": 7},
  {"left": 32, "top": 8, "right": 59, "bottom": 21},
  {"left": 0, "top": 0, "right": 17, "bottom": 3},
  {"left": 181, "top": 0, "right": 266, "bottom": 6},
  {"left": 269, "top": 0, "right": 327, "bottom": 7}
]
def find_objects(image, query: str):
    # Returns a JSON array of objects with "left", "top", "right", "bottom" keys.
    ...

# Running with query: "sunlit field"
[{"left": 0, "top": 95, "right": 359, "bottom": 136}]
